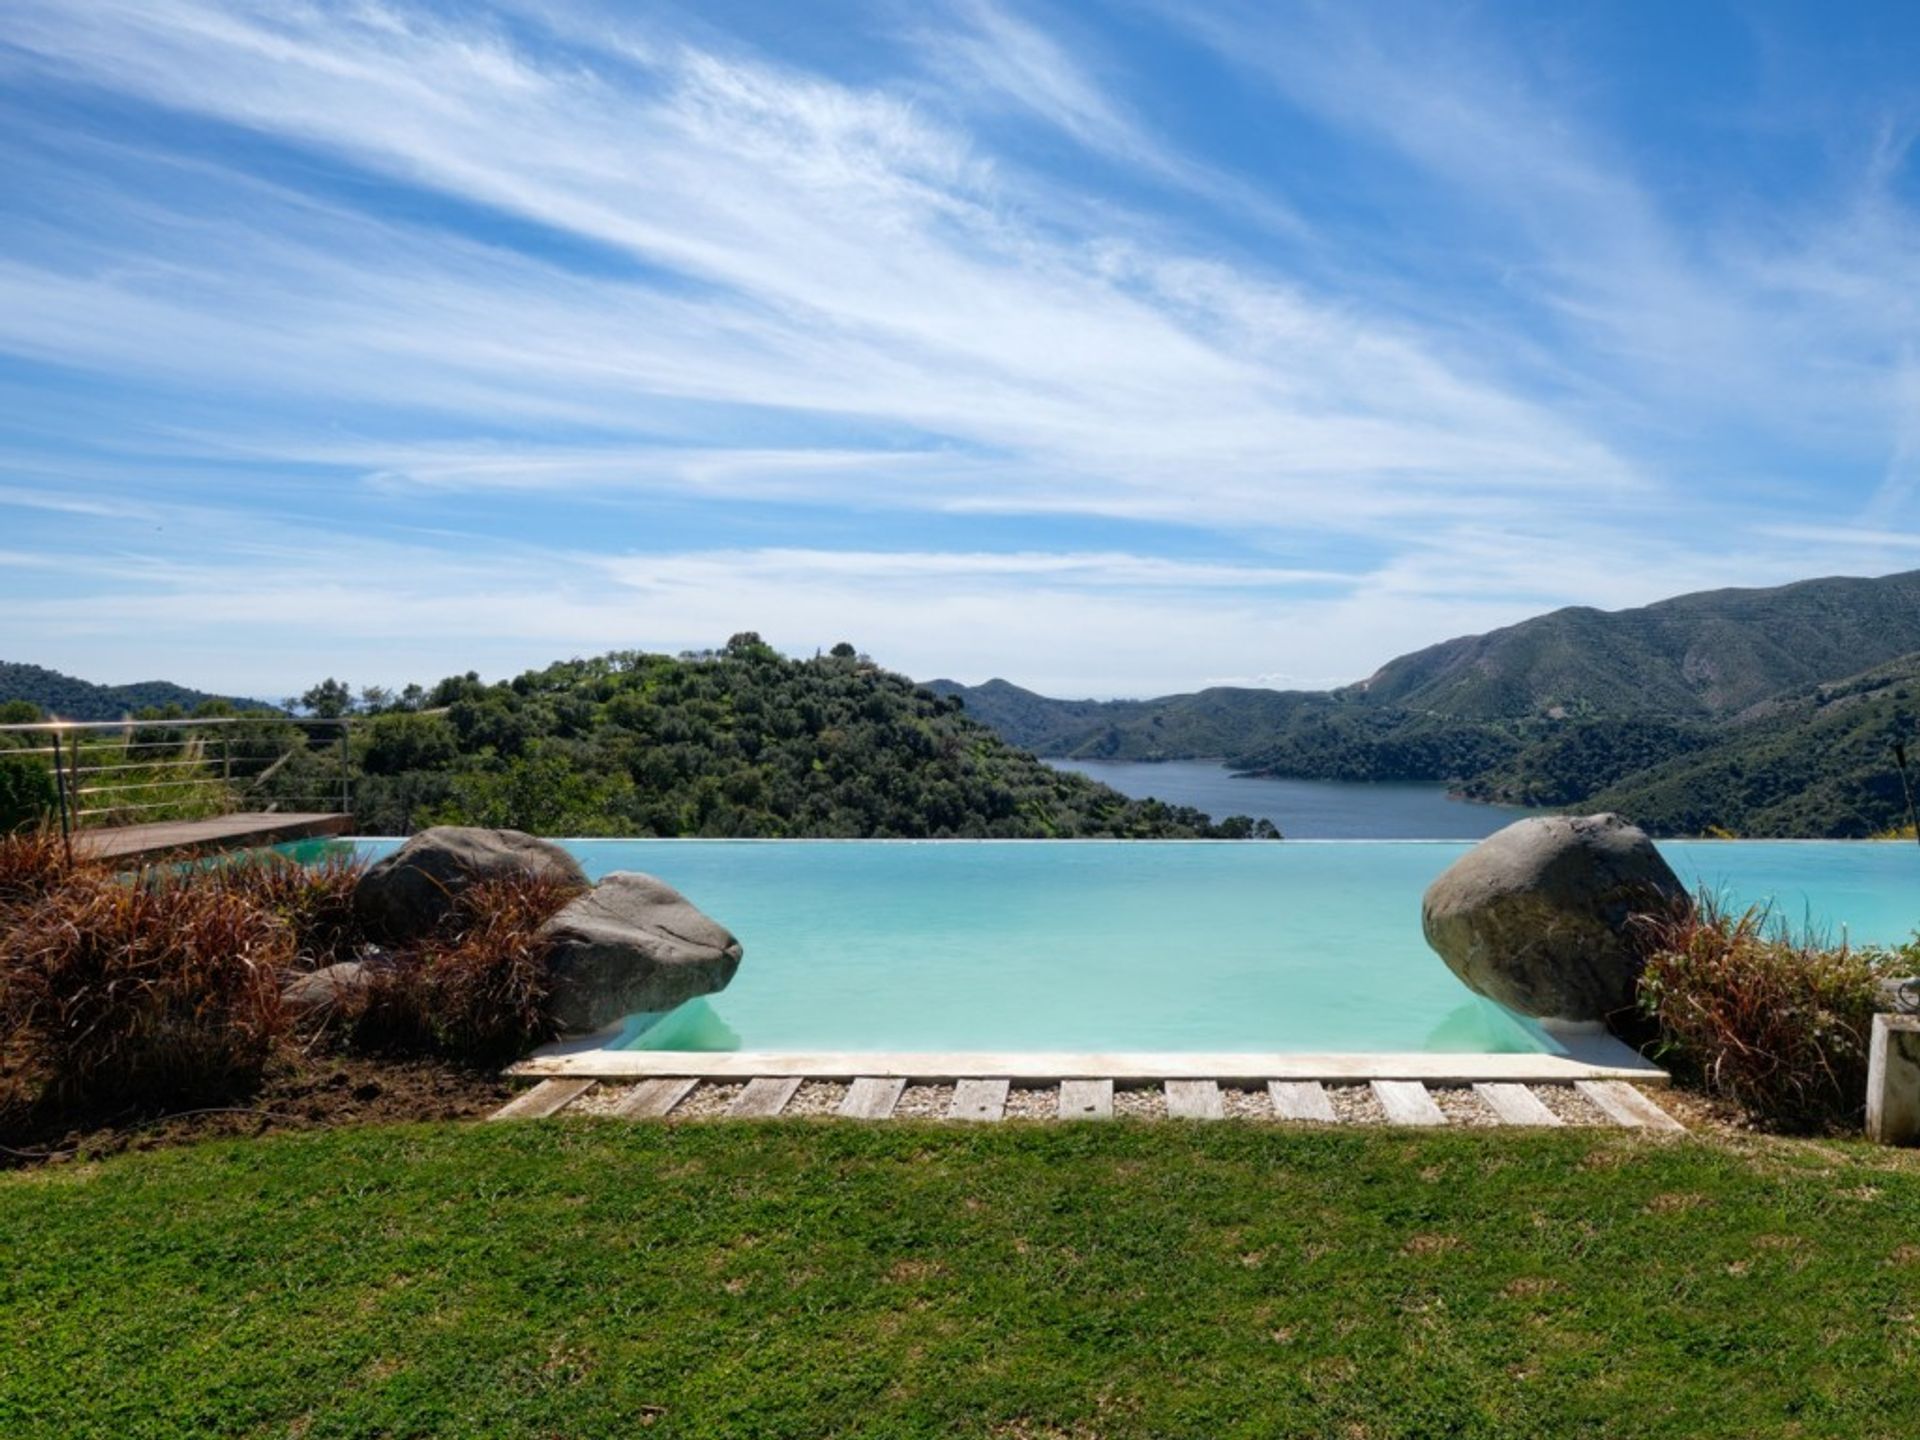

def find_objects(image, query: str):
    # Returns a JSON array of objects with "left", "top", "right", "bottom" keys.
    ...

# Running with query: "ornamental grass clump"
[
  {"left": 352, "top": 871, "right": 582, "bottom": 1065},
  {"left": 1635, "top": 896, "right": 1890, "bottom": 1131},
  {"left": 0, "top": 827, "right": 89, "bottom": 912},
  {"left": 1, "top": 870, "right": 296, "bottom": 1112},
  {"left": 205, "top": 849, "right": 368, "bottom": 968}
]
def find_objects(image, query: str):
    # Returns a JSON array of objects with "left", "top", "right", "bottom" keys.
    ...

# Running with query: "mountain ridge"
[
  {"left": 0, "top": 662, "right": 272, "bottom": 722},
  {"left": 930, "top": 568, "right": 1920, "bottom": 836}
]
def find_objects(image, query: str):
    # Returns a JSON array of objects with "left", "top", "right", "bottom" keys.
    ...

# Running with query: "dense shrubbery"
[
  {"left": 1, "top": 857, "right": 294, "bottom": 1110},
  {"left": 0, "top": 833, "right": 578, "bottom": 1127},
  {"left": 1635, "top": 898, "right": 1902, "bottom": 1130},
  {"left": 350, "top": 872, "right": 584, "bottom": 1064},
  {"left": 329, "top": 637, "right": 1271, "bottom": 839}
]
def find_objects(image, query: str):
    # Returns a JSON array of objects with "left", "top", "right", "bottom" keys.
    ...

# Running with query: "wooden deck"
[{"left": 76, "top": 812, "right": 355, "bottom": 862}]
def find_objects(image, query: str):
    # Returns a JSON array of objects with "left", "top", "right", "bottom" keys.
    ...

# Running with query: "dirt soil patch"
[{"left": 1, "top": 1053, "right": 513, "bottom": 1169}]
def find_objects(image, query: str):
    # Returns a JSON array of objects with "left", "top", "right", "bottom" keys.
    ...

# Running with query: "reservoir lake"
[{"left": 1048, "top": 758, "right": 1540, "bottom": 840}]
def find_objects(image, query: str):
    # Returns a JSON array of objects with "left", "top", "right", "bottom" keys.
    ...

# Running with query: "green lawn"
[{"left": 4, "top": 1120, "right": 1920, "bottom": 1438}]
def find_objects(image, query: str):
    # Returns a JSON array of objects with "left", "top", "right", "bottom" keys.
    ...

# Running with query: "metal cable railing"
[{"left": 0, "top": 715, "right": 356, "bottom": 853}]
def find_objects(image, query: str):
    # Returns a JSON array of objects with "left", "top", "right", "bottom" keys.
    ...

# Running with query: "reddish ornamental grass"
[
  {"left": 1634, "top": 896, "right": 1891, "bottom": 1131},
  {"left": 2, "top": 870, "right": 295, "bottom": 1110}
]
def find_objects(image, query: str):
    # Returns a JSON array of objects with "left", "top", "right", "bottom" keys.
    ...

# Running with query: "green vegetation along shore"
[
  {"left": 933, "top": 569, "right": 1920, "bottom": 837},
  {"left": 4, "top": 1121, "right": 1918, "bottom": 1438},
  {"left": 0, "top": 637, "right": 1271, "bottom": 839}
]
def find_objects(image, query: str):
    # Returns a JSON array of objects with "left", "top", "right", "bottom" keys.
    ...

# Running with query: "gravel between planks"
[
  {"left": 1002, "top": 1084, "right": 1058, "bottom": 1120},
  {"left": 671, "top": 1082, "right": 746, "bottom": 1120},
  {"left": 786, "top": 1081, "right": 849, "bottom": 1117},
  {"left": 1221, "top": 1085, "right": 1274, "bottom": 1121},
  {"left": 894, "top": 1084, "right": 956, "bottom": 1119},
  {"left": 566, "top": 1083, "right": 629, "bottom": 1117},
  {"left": 1530, "top": 1084, "right": 1611, "bottom": 1126},
  {"left": 1112, "top": 1084, "right": 1165, "bottom": 1120},
  {"left": 1428, "top": 1086, "right": 1500, "bottom": 1127},
  {"left": 1327, "top": 1085, "right": 1388, "bottom": 1125}
]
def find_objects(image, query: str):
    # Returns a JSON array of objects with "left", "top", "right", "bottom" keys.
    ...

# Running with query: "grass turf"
[{"left": 3, "top": 1120, "right": 1920, "bottom": 1438}]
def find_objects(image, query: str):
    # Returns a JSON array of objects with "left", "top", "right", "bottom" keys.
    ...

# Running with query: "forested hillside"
[
  {"left": 1350, "top": 569, "right": 1920, "bottom": 719},
  {"left": 344, "top": 638, "right": 1272, "bottom": 838},
  {"left": 932, "top": 569, "right": 1920, "bottom": 837},
  {"left": 923, "top": 678, "right": 1325, "bottom": 760},
  {"left": 0, "top": 662, "right": 268, "bottom": 721}
]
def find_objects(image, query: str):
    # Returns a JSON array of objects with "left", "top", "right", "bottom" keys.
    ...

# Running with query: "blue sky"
[{"left": 2, "top": 0, "right": 1919, "bottom": 699}]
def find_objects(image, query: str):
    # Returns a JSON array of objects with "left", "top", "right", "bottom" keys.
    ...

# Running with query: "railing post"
[
  {"left": 49, "top": 727, "right": 72, "bottom": 865},
  {"left": 337, "top": 720, "right": 350, "bottom": 816},
  {"left": 67, "top": 729, "right": 82, "bottom": 833}
]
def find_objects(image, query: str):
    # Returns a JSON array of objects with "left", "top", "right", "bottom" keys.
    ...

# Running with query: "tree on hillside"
[{"left": 297, "top": 678, "right": 354, "bottom": 719}]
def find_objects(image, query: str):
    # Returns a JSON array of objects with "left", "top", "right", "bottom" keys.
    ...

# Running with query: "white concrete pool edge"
[{"left": 510, "top": 1028, "right": 1666, "bottom": 1085}]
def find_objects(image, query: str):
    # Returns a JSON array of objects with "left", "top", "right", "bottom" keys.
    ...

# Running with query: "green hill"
[
  {"left": 341, "top": 637, "right": 1274, "bottom": 839},
  {"left": 1349, "top": 569, "right": 1920, "bottom": 720},
  {"left": 0, "top": 662, "right": 270, "bottom": 721},
  {"left": 922, "top": 678, "right": 1328, "bottom": 760},
  {"left": 1580, "top": 657, "right": 1920, "bottom": 838},
  {"left": 931, "top": 569, "right": 1920, "bottom": 837}
]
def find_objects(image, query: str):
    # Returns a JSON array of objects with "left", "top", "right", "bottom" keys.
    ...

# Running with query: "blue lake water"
[
  {"left": 1049, "top": 759, "right": 1539, "bottom": 839},
  {"left": 352, "top": 838, "right": 1920, "bottom": 1055}
]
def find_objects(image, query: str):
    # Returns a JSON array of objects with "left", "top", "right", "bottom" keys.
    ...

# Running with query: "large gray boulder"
[
  {"left": 354, "top": 826, "right": 588, "bottom": 942},
  {"left": 1421, "top": 814, "right": 1688, "bottom": 1024},
  {"left": 538, "top": 871, "right": 742, "bottom": 1033}
]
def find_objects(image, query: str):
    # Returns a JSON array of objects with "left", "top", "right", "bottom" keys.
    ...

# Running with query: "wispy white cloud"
[
  {"left": 0, "top": 0, "right": 1634, "bottom": 534},
  {"left": 1, "top": 0, "right": 1915, "bottom": 695}
]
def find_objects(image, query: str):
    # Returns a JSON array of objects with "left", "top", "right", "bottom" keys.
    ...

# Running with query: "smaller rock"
[
  {"left": 282, "top": 961, "right": 371, "bottom": 1015},
  {"left": 539, "top": 872, "right": 742, "bottom": 1033},
  {"left": 354, "top": 826, "right": 587, "bottom": 942}
]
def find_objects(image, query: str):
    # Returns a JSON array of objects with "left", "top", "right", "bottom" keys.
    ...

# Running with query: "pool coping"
[{"left": 510, "top": 1029, "right": 1667, "bottom": 1085}]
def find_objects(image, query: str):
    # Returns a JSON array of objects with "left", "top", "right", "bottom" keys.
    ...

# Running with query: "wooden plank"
[
  {"left": 1058, "top": 1079, "right": 1113, "bottom": 1120},
  {"left": 948, "top": 1078, "right": 1010, "bottom": 1122},
  {"left": 489, "top": 1078, "right": 594, "bottom": 1121},
  {"left": 1165, "top": 1079, "right": 1224, "bottom": 1120},
  {"left": 1576, "top": 1080, "right": 1686, "bottom": 1132},
  {"left": 728, "top": 1077, "right": 802, "bottom": 1118},
  {"left": 838, "top": 1077, "right": 907, "bottom": 1120},
  {"left": 79, "top": 812, "right": 354, "bottom": 862},
  {"left": 1473, "top": 1083, "right": 1565, "bottom": 1128},
  {"left": 1371, "top": 1080, "right": 1447, "bottom": 1126},
  {"left": 612, "top": 1077, "right": 699, "bottom": 1119},
  {"left": 1269, "top": 1080, "right": 1338, "bottom": 1123}
]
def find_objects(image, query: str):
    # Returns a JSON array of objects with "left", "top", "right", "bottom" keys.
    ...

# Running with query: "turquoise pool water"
[{"left": 348, "top": 840, "right": 1920, "bottom": 1055}]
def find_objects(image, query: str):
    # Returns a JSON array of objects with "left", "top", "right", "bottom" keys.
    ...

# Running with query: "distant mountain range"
[
  {"left": 11, "top": 568, "right": 1920, "bottom": 836},
  {"left": 930, "top": 569, "right": 1920, "bottom": 838},
  {"left": 0, "top": 662, "right": 272, "bottom": 722}
]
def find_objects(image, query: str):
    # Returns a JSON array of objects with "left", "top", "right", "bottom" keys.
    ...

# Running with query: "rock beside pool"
[
  {"left": 353, "top": 826, "right": 588, "bottom": 941},
  {"left": 538, "top": 871, "right": 743, "bottom": 1033},
  {"left": 1421, "top": 813, "right": 1688, "bottom": 1024},
  {"left": 281, "top": 960, "right": 372, "bottom": 1015}
]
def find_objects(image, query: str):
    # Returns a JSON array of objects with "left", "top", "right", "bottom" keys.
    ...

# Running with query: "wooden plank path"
[
  {"left": 1577, "top": 1080, "right": 1687, "bottom": 1132},
  {"left": 949, "top": 1078, "right": 1011, "bottom": 1122},
  {"left": 1372, "top": 1080, "right": 1448, "bottom": 1126},
  {"left": 839, "top": 1077, "right": 908, "bottom": 1120},
  {"left": 490, "top": 1078, "right": 595, "bottom": 1120},
  {"left": 1270, "top": 1080, "right": 1337, "bottom": 1123},
  {"left": 1058, "top": 1079, "right": 1113, "bottom": 1120},
  {"left": 1165, "top": 1079, "right": 1225, "bottom": 1120},
  {"left": 612, "top": 1078, "right": 698, "bottom": 1119},
  {"left": 490, "top": 1077, "right": 1686, "bottom": 1133},
  {"left": 79, "top": 812, "right": 354, "bottom": 862},
  {"left": 729, "top": 1077, "right": 801, "bottom": 1118},
  {"left": 1475, "top": 1082, "right": 1565, "bottom": 1127}
]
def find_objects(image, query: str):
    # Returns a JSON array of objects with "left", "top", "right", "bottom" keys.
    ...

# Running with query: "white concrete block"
[{"left": 1868, "top": 1013, "right": 1920, "bottom": 1147}]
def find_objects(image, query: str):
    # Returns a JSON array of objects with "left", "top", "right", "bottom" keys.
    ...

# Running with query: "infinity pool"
[{"left": 350, "top": 840, "right": 1920, "bottom": 1055}]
